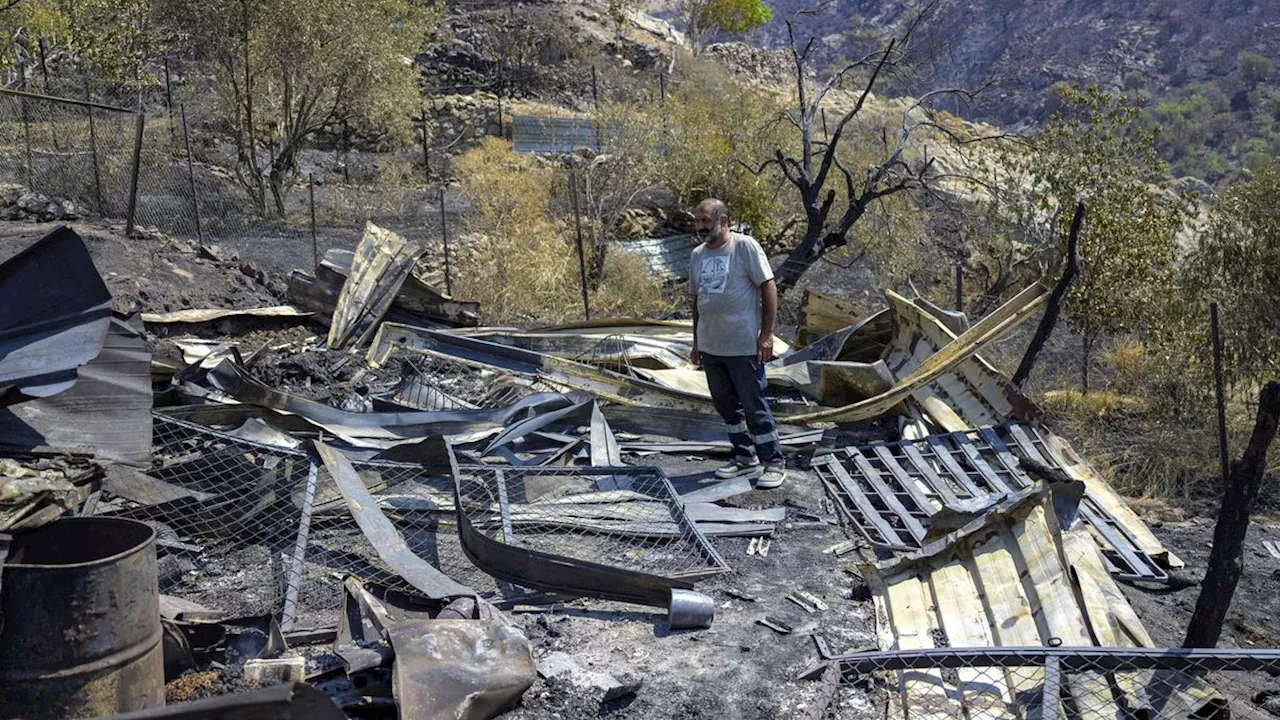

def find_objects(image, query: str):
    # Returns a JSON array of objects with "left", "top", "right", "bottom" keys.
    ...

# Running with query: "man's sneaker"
[
  {"left": 756, "top": 465, "right": 787, "bottom": 489},
  {"left": 714, "top": 458, "right": 760, "bottom": 479}
]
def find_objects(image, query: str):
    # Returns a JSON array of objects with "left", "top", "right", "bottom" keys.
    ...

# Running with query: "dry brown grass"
[{"left": 452, "top": 138, "right": 673, "bottom": 324}]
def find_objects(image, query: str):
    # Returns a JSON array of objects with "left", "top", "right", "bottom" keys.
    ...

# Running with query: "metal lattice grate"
[
  {"left": 382, "top": 352, "right": 561, "bottom": 411},
  {"left": 97, "top": 412, "right": 549, "bottom": 629},
  {"left": 454, "top": 465, "right": 729, "bottom": 582}
]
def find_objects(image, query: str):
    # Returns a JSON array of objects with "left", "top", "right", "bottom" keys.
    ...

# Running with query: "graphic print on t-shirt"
[{"left": 698, "top": 255, "right": 729, "bottom": 295}]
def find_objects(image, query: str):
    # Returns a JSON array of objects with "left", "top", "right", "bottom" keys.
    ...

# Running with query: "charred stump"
[{"left": 1183, "top": 381, "right": 1280, "bottom": 648}]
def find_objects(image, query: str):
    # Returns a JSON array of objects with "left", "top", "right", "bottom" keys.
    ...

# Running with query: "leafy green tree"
[
  {"left": 681, "top": 0, "right": 772, "bottom": 54},
  {"left": 1239, "top": 51, "right": 1274, "bottom": 88},
  {"left": 157, "top": 0, "right": 442, "bottom": 216},
  {"left": 1185, "top": 159, "right": 1280, "bottom": 391},
  {"left": 995, "top": 85, "right": 1190, "bottom": 391}
]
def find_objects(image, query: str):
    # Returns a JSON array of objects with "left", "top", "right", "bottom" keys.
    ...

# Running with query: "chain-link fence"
[
  {"left": 824, "top": 646, "right": 1280, "bottom": 720},
  {"left": 0, "top": 80, "right": 461, "bottom": 277},
  {"left": 92, "top": 411, "right": 725, "bottom": 631}
]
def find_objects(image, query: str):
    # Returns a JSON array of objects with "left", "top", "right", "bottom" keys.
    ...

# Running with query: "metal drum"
[{"left": 0, "top": 517, "right": 164, "bottom": 718}]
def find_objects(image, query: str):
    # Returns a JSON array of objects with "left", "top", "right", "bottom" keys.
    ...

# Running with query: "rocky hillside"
[{"left": 744, "top": 0, "right": 1280, "bottom": 129}]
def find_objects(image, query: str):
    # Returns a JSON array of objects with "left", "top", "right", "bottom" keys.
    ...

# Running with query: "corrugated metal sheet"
[
  {"left": 512, "top": 116, "right": 602, "bottom": 154},
  {"left": 609, "top": 235, "right": 698, "bottom": 282}
]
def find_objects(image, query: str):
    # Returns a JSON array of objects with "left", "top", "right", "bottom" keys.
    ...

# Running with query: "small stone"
[{"left": 243, "top": 657, "right": 306, "bottom": 685}]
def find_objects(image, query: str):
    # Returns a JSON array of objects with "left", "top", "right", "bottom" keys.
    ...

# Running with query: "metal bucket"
[{"left": 0, "top": 517, "right": 164, "bottom": 718}]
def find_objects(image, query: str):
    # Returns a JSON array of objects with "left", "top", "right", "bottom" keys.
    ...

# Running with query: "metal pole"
[
  {"left": 280, "top": 462, "right": 318, "bottom": 633},
  {"left": 591, "top": 65, "right": 599, "bottom": 110},
  {"left": 955, "top": 263, "right": 963, "bottom": 312},
  {"left": 86, "top": 106, "right": 104, "bottom": 214},
  {"left": 163, "top": 57, "right": 175, "bottom": 144},
  {"left": 438, "top": 186, "right": 452, "bottom": 296},
  {"left": 19, "top": 94, "right": 34, "bottom": 189},
  {"left": 341, "top": 118, "right": 350, "bottom": 183},
  {"left": 659, "top": 71, "right": 666, "bottom": 103},
  {"left": 180, "top": 104, "right": 203, "bottom": 244},
  {"left": 821, "top": 108, "right": 829, "bottom": 139},
  {"left": 37, "top": 40, "right": 60, "bottom": 153},
  {"left": 419, "top": 103, "right": 430, "bottom": 179},
  {"left": 124, "top": 102, "right": 144, "bottom": 236},
  {"left": 1211, "top": 302, "right": 1230, "bottom": 486},
  {"left": 309, "top": 174, "right": 318, "bottom": 270},
  {"left": 569, "top": 171, "right": 591, "bottom": 320}
]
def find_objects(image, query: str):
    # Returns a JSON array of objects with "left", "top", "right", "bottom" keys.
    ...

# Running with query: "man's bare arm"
[
  {"left": 690, "top": 296, "right": 701, "bottom": 365},
  {"left": 757, "top": 279, "right": 777, "bottom": 362}
]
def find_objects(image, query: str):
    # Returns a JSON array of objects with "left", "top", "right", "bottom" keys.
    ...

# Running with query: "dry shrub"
[
  {"left": 453, "top": 138, "right": 671, "bottom": 324},
  {"left": 590, "top": 249, "right": 681, "bottom": 318},
  {"left": 1099, "top": 336, "right": 1147, "bottom": 392}
]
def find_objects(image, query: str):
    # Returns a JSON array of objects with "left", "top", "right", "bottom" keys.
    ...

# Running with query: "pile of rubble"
[{"left": 0, "top": 221, "right": 1261, "bottom": 718}]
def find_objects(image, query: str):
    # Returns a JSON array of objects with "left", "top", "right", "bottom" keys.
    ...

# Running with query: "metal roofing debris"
[
  {"left": 387, "top": 618, "right": 536, "bottom": 720},
  {"left": 0, "top": 314, "right": 153, "bottom": 465},
  {"left": 609, "top": 234, "right": 699, "bottom": 282},
  {"left": 861, "top": 488, "right": 1223, "bottom": 720},
  {"left": 100, "top": 681, "right": 345, "bottom": 719},
  {"left": 789, "top": 285, "right": 1048, "bottom": 423},
  {"left": 0, "top": 225, "right": 112, "bottom": 404},
  {"left": 315, "top": 441, "right": 474, "bottom": 600},
  {"left": 814, "top": 423, "right": 1172, "bottom": 584},
  {"left": 328, "top": 222, "right": 423, "bottom": 350},
  {"left": 454, "top": 465, "right": 729, "bottom": 608},
  {"left": 512, "top": 115, "right": 602, "bottom": 154},
  {"left": 140, "top": 305, "right": 311, "bottom": 324}
]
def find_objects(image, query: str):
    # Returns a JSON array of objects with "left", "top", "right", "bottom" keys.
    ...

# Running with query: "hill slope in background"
[{"left": 646, "top": 0, "right": 1280, "bottom": 182}]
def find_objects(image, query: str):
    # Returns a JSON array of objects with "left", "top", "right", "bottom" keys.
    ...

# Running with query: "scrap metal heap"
[{"left": 0, "top": 224, "right": 1273, "bottom": 719}]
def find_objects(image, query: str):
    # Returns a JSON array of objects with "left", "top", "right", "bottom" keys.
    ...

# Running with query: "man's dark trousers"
[{"left": 701, "top": 353, "right": 783, "bottom": 466}]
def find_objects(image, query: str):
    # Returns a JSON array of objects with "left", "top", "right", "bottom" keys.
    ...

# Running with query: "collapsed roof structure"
[{"left": 0, "top": 224, "right": 1271, "bottom": 720}]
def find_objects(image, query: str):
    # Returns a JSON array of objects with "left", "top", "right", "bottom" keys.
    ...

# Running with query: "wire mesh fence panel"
[
  {"left": 381, "top": 351, "right": 563, "bottom": 411},
  {"left": 91, "top": 412, "right": 550, "bottom": 629},
  {"left": 831, "top": 648, "right": 1280, "bottom": 720},
  {"left": 0, "top": 89, "right": 138, "bottom": 218},
  {"left": 454, "top": 465, "right": 730, "bottom": 582}
]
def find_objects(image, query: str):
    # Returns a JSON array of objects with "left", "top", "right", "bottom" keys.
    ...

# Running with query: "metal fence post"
[
  {"left": 955, "top": 263, "right": 964, "bottom": 312},
  {"left": 419, "top": 105, "right": 431, "bottom": 179},
  {"left": 19, "top": 93, "right": 33, "bottom": 189},
  {"left": 438, "top": 186, "right": 452, "bottom": 296},
  {"left": 180, "top": 104, "right": 203, "bottom": 244},
  {"left": 569, "top": 171, "right": 591, "bottom": 320},
  {"left": 124, "top": 104, "right": 145, "bottom": 236},
  {"left": 163, "top": 57, "right": 176, "bottom": 145},
  {"left": 1211, "top": 302, "right": 1230, "bottom": 486},
  {"left": 1041, "top": 655, "right": 1060, "bottom": 720},
  {"left": 86, "top": 105, "right": 104, "bottom": 214},
  {"left": 659, "top": 71, "right": 666, "bottom": 103},
  {"left": 309, "top": 174, "right": 319, "bottom": 271}
]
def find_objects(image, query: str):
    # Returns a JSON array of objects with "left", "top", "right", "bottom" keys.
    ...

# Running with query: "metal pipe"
[
  {"left": 955, "top": 263, "right": 963, "bottom": 312},
  {"left": 569, "top": 171, "right": 591, "bottom": 319},
  {"left": 87, "top": 105, "right": 104, "bottom": 214},
  {"left": 439, "top": 185, "right": 452, "bottom": 296},
  {"left": 668, "top": 589, "right": 715, "bottom": 630},
  {"left": 0, "top": 86, "right": 133, "bottom": 114},
  {"left": 832, "top": 645, "right": 1280, "bottom": 673},
  {"left": 125, "top": 102, "right": 144, "bottom": 236},
  {"left": 181, "top": 104, "right": 203, "bottom": 244},
  {"left": 309, "top": 173, "right": 319, "bottom": 271}
]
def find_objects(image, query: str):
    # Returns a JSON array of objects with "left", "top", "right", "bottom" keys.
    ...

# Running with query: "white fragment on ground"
[{"left": 537, "top": 651, "right": 643, "bottom": 702}]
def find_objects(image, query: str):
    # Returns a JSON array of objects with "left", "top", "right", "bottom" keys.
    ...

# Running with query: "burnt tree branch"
[
  {"left": 1012, "top": 201, "right": 1085, "bottom": 387},
  {"left": 1184, "top": 381, "right": 1280, "bottom": 648}
]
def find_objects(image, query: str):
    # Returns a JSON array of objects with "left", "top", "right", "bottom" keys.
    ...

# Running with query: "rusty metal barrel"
[{"left": 0, "top": 517, "right": 164, "bottom": 718}]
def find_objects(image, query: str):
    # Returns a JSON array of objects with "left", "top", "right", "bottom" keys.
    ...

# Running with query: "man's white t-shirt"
[{"left": 689, "top": 232, "right": 774, "bottom": 357}]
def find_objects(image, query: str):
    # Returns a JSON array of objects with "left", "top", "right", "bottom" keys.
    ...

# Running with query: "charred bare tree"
[
  {"left": 1012, "top": 201, "right": 1084, "bottom": 387},
  {"left": 1183, "top": 381, "right": 1280, "bottom": 648},
  {"left": 749, "top": 4, "right": 987, "bottom": 294}
]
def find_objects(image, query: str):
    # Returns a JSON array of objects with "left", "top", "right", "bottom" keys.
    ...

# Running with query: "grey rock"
[{"left": 537, "top": 651, "right": 642, "bottom": 703}]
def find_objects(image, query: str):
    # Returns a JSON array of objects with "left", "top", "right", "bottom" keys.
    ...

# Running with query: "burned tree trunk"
[
  {"left": 1012, "top": 201, "right": 1083, "bottom": 388},
  {"left": 1183, "top": 381, "right": 1280, "bottom": 648}
]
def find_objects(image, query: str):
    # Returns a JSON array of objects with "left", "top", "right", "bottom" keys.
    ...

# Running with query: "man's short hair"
[{"left": 696, "top": 198, "right": 728, "bottom": 221}]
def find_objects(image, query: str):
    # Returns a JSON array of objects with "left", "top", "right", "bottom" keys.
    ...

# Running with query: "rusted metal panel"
[
  {"left": 609, "top": 234, "right": 698, "bottom": 283},
  {"left": 328, "top": 223, "right": 423, "bottom": 349}
]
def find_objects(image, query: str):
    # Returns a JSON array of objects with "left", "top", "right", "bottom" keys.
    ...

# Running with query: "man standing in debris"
[{"left": 688, "top": 198, "right": 786, "bottom": 488}]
